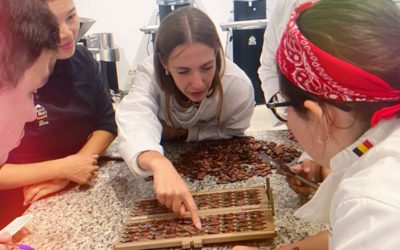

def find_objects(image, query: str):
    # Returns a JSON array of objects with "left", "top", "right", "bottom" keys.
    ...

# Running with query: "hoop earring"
[
  {"left": 165, "top": 70, "right": 170, "bottom": 75},
  {"left": 317, "top": 134, "right": 329, "bottom": 145}
]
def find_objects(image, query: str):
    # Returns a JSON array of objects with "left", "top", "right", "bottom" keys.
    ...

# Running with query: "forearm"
[
  {"left": 78, "top": 130, "right": 116, "bottom": 156},
  {"left": 0, "top": 160, "right": 63, "bottom": 189},
  {"left": 137, "top": 150, "right": 170, "bottom": 173}
]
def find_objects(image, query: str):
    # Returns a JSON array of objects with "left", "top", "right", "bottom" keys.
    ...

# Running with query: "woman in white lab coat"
[{"left": 117, "top": 7, "right": 254, "bottom": 228}]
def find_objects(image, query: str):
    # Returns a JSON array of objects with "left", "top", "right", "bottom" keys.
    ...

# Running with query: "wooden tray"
[{"left": 115, "top": 185, "right": 276, "bottom": 249}]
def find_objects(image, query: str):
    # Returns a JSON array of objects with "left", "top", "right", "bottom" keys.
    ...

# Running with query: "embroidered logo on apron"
[{"left": 35, "top": 104, "right": 49, "bottom": 127}]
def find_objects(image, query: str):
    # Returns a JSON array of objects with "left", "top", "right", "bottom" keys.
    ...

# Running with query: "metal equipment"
[
  {"left": 85, "top": 33, "right": 121, "bottom": 93},
  {"left": 229, "top": 0, "right": 267, "bottom": 105}
]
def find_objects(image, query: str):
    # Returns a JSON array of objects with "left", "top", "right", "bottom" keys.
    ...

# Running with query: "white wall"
[{"left": 74, "top": 0, "right": 276, "bottom": 90}]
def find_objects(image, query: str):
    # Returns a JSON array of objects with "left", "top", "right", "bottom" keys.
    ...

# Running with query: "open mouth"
[{"left": 190, "top": 90, "right": 207, "bottom": 98}]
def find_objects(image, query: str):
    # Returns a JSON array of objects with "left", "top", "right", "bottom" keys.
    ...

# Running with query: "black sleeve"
[{"left": 80, "top": 46, "right": 117, "bottom": 135}]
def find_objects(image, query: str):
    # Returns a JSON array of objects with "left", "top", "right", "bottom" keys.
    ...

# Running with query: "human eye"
[
  {"left": 67, "top": 10, "right": 77, "bottom": 21},
  {"left": 201, "top": 62, "right": 214, "bottom": 71},
  {"left": 68, "top": 13, "right": 76, "bottom": 20},
  {"left": 201, "top": 66, "right": 213, "bottom": 72},
  {"left": 177, "top": 70, "right": 189, "bottom": 75}
]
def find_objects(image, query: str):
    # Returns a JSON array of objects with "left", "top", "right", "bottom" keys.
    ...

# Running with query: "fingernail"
[{"left": 196, "top": 220, "right": 202, "bottom": 229}]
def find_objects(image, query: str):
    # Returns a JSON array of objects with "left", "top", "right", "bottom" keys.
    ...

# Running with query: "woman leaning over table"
[
  {"left": 117, "top": 7, "right": 255, "bottom": 229},
  {"left": 0, "top": 0, "right": 117, "bottom": 228}
]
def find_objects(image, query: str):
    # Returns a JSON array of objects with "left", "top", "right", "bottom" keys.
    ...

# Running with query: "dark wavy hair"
[
  {"left": 0, "top": 0, "right": 59, "bottom": 90},
  {"left": 279, "top": 0, "right": 400, "bottom": 127}
]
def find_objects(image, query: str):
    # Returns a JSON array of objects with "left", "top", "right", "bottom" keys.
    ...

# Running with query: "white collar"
[{"left": 295, "top": 119, "right": 399, "bottom": 223}]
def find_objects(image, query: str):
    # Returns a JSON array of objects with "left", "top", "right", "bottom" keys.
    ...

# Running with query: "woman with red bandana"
[
  {"left": 234, "top": 0, "right": 400, "bottom": 249},
  {"left": 0, "top": 0, "right": 117, "bottom": 228}
]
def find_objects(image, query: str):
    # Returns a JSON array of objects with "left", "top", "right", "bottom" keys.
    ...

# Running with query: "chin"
[
  {"left": 58, "top": 48, "right": 76, "bottom": 60},
  {"left": 189, "top": 93, "right": 207, "bottom": 103}
]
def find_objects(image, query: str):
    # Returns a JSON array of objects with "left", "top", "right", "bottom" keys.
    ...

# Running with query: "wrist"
[
  {"left": 320, "top": 166, "right": 331, "bottom": 181},
  {"left": 50, "top": 159, "right": 65, "bottom": 179},
  {"left": 137, "top": 151, "right": 171, "bottom": 173}
]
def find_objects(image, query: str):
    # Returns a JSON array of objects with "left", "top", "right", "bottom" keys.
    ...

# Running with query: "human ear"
[
  {"left": 157, "top": 53, "right": 169, "bottom": 72},
  {"left": 304, "top": 100, "right": 330, "bottom": 142},
  {"left": 304, "top": 100, "right": 323, "bottom": 122}
]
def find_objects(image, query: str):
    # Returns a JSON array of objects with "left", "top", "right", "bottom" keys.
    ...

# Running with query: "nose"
[
  {"left": 59, "top": 22, "right": 73, "bottom": 41},
  {"left": 190, "top": 71, "right": 206, "bottom": 90}
]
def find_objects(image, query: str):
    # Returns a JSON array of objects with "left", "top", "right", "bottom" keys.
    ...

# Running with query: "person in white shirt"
[
  {"left": 117, "top": 6, "right": 254, "bottom": 229},
  {"left": 259, "top": 0, "right": 329, "bottom": 196},
  {"left": 258, "top": 0, "right": 309, "bottom": 102},
  {"left": 259, "top": 0, "right": 400, "bottom": 103},
  {"left": 261, "top": 0, "right": 400, "bottom": 201},
  {"left": 235, "top": 0, "right": 400, "bottom": 249}
]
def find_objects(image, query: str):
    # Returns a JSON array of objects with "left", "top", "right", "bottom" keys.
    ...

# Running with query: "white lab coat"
[
  {"left": 258, "top": 0, "right": 311, "bottom": 101},
  {"left": 258, "top": 0, "right": 311, "bottom": 128},
  {"left": 295, "top": 119, "right": 400, "bottom": 249},
  {"left": 116, "top": 56, "right": 254, "bottom": 176},
  {"left": 258, "top": 0, "right": 400, "bottom": 101}
]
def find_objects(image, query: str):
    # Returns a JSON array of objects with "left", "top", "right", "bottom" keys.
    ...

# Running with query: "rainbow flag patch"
[{"left": 352, "top": 139, "right": 374, "bottom": 157}]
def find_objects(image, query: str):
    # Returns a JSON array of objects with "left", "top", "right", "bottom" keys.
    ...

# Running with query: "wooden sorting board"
[{"left": 115, "top": 185, "right": 276, "bottom": 249}]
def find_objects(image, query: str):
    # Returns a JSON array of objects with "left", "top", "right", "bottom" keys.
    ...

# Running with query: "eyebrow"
[
  {"left": 175, "top": 59, "right": 215, "bottom": 70},
  {"left": 67, "top": 7, "right": 76, "bottom": 15}
]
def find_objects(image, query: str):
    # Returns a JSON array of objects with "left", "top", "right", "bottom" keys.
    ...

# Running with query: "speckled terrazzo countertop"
[{"left": 19, "top": 130, "right": 325, "bottom": 250}]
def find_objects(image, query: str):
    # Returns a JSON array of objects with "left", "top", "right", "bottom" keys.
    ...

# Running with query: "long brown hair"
[{"left": 154, "top": 6, "right": 225, "bottom": 126}]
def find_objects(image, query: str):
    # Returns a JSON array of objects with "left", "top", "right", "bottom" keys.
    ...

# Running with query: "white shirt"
[
  {"left": 116, "top": 56, "right": 254, "bottom": 176},
  {"left": 258, "top": 0, "right": 310, "bottom": 127},
  {"left": 258, "top": 0, "right": 311, "bottom": 101},
  {"left": 258, "top": 0, "right": 400, "bottom": 101},
  {"left": 295, "top": 119, "right": 400, "bottom": 249}
]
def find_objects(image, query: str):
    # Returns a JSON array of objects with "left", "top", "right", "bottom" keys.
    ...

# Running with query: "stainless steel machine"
[
  {"left": 157, "top": 0, "right": 191, "bottom": 22},
  {"left": 78, "top": 18, "right": 122, "bottom": 101},
  {"left": 140, "top": 0, "right": 192, "bottom": 41},
  {"left": 84, "top": 33, "right": 121, "bottom": 97},
  {"left": 78, "top": 17, "right": 96, "bottom": 42}
]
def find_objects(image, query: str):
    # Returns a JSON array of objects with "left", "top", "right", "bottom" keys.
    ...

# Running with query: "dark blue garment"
[
  {"left": 7, "top": 45, "right": 117, "bottom": 164},
  {"left": 0, "top": 45, "right": 117, "bottom": 228}
]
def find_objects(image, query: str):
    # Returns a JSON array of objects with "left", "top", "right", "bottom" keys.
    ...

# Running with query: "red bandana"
[{"left": 276, "top": 2, "right": 400, "bottom": 126}]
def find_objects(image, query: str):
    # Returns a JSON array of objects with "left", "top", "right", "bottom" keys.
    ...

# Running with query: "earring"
[
  {"left": 317, "top": 136, "right": 324, "bottom": 145},
  {"left": 317, "top": 134, "right": 330, "bottom": 145},
  {"left": 165, "top": 70, "right": 170, "bottom": 75}
]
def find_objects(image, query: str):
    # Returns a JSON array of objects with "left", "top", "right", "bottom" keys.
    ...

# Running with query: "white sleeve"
[
  {"left": 116, "top": 56, "right": 163, "bottom": 177},
  {"left": 258, "top": 0, "right": 299, "bottom": 101},
  {"left": 189, "top": 61, "right": 255, "bottom": 141},
  {"left": 330, "top": 156, "right": 400, "bottom": 249},
  {"left": 331, "top": 197, "right": 400, "bottom": 249}
]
